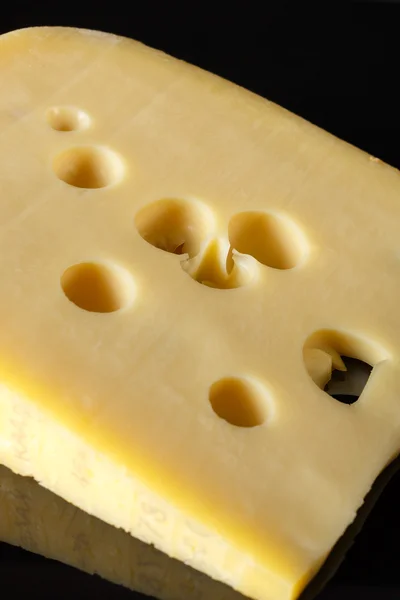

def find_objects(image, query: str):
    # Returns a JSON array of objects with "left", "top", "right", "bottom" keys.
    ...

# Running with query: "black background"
[{"left": 0, "top": 1, "right": 400, "bottom": 599}]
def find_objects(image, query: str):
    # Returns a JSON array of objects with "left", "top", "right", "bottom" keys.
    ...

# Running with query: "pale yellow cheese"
[
  {"left": 0, "top": 25, "right": 399, "bottom": 600},
  {"left": 0, "top": 464, "right": 242, "bottom": 600}
]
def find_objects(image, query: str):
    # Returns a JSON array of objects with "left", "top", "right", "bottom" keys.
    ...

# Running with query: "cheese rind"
[
  {"left": 0, "top": 381, "right": 290, "bottom": 599},
  {"left": 0, "top": 464, "right": 244, "bottom": 600},
  {"left": 0, "top": 25, "right": 400, "bottom": 600}
]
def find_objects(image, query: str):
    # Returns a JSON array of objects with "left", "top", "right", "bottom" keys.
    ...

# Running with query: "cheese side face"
[
  {"left": 0, "top": 25, "right": 400, "bottom": 600},
  {"left": 0, "top": 465, "right": 242, "bottom": 600}
]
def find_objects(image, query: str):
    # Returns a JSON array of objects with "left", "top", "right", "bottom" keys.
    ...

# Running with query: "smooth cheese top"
[{"left": 0, "top": 25, "right": 400, "bottom": 594}]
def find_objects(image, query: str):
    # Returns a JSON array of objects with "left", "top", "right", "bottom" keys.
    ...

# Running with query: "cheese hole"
[
  {"left": 61, "top": 262, "right": 134, "bottom": 313},
  {"left": 325, "top": 357, "right": 372, "bottom": 405},
  {"left": 304, "top": 330, "right": 386, "bottom": 404},
  {"left": 182, "top": 239, "right": 252, "bottom": 289},
  {"left": 228, "top": 211, "right": 307, "bottom": 269},
  {"left": 53, "top": 146, "right": 124, "bottom": 188},
  {"left": 46, "top": 106, "right": 91, "bottom": 132},
  {"left": 134, "top": 198, "right": 214, "bottom": 257},
  {"left": 209, "top": 377, "right": 268, "bottom": 427}
]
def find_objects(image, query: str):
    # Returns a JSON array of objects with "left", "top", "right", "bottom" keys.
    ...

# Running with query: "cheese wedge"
[
  {"left": 0, "top": 464, "right": 243, "bottom": 600},
  {"left": 0, "top": 25, "right": 399, "bottom": 600}
]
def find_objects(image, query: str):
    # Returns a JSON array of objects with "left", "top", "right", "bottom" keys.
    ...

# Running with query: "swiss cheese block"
[
  {"left": 0, "top": 465, "right": 242, "bottom": 600},
  {"left": 0, "top": 25, "right": 399, "bottom": 600}
]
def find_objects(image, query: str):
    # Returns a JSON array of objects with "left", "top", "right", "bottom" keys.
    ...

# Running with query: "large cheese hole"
[
  {"left": 228, "top": 211, "right": 307, "bottom": 269},
  {"left": 46, "top": 106, "right": 91, "bottom": 132},
  {"left": 304, "top": 330, "right": 386, "bottom": 404},
  {"left": 61, "top": 262, "right": 134, "bottom": 313},
  {"left": 53, "top": 146, "right": 124, "bottom": 188},
  {"left": 135, "top": 198, "right": 214, "bottom": 257},
  {"left": 209, "top": 377, "right": 268, "bottom": 427}
]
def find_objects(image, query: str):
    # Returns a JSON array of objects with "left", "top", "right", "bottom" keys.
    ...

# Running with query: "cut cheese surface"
[
  {"left": 0, "top": 25, "right": 400, "bottom": 600},
  {"left": 0, "top": 464, "right": 242, "bottom": 600}
]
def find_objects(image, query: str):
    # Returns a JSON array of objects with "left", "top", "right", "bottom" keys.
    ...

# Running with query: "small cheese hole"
[
  {"left": 61, "top": 262, "right": 134, "bottom": 313},
  {"left": 53, "top": 146, "right": 124, "bottom": 189},
  {"left": 135, "top": 198, "right": 214, "bottom": 257},
  {"left": 209, "top": 377, "right": 268, "bottom": 427},
  {"left": 228, "top": 211, "right": 307, "bottom": 270},
  {"left": 46, "top": 106, "right": 91, "bottom": 132},
  {"left": 304, "top": 330, "right": 386, "bottom": 404}
]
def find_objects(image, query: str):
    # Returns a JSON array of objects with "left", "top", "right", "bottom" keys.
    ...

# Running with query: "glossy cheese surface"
[{"left": 0, "top": 26, "right": 400, "bottom": 600}]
